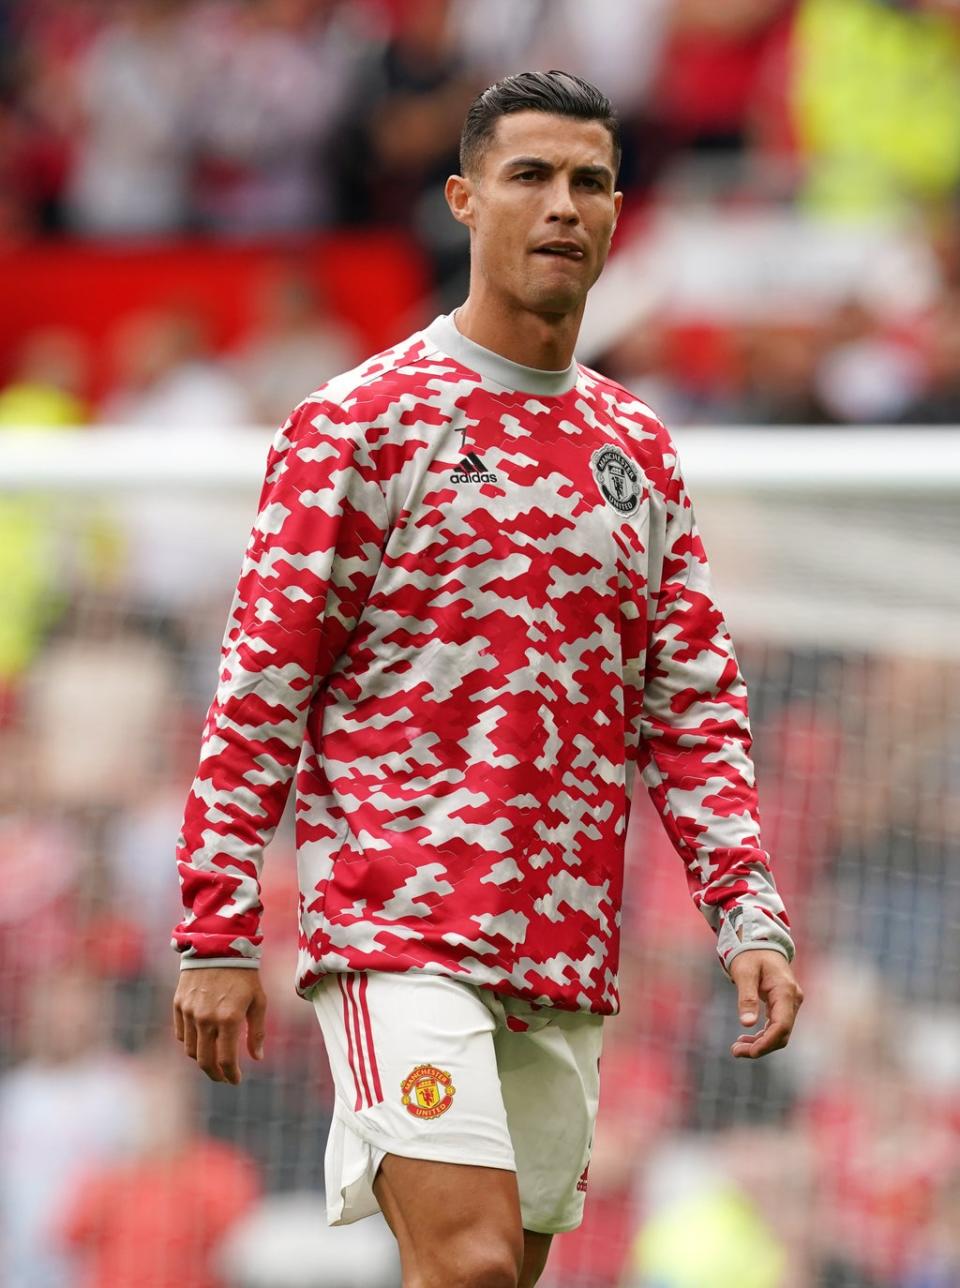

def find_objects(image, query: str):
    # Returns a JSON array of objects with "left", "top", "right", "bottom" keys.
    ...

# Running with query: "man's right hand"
[{"left": 173, "top": 967, "right": 267, "bottom": 1085}]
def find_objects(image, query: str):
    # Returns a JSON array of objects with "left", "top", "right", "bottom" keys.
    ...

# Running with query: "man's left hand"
[{"left": 728, "top": 950, "right": 803, "bottom": 1059}]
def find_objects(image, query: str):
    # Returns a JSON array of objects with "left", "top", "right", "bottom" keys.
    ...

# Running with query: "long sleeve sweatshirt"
[{"left": 172, "top": 313, "right": 795, "bottom": 1014}]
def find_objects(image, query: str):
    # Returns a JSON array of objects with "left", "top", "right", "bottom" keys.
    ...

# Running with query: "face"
[{"left": 447, "top": 111, "right": 622, "bottom": 317}]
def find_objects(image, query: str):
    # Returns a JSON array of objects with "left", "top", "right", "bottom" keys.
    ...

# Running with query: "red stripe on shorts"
[
  {"left": 345, "top": 972, "right": 374, "bottom": 1109},
  {"left": 357, "top": 972, "right": 384, "bottom": 1105},
  {"left": 337, "top": 973, "right": 363, "bottom": 1111}
]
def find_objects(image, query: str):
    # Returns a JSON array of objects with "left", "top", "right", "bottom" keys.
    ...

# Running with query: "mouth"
[{"left": 532, "top": 242, "right": 586, "bottom": 261}]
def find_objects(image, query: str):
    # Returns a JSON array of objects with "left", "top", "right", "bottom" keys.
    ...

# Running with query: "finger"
[
  {"left": 731, "top": 1021, "right": 770, "bottom": 1053},
  {"left": 183, "top": 1014, "right": 199, "bottom": 1061},
  {"left": 732, "top": 982, "right": 794, "bottom": 1052},
  {"left": 731, "top": 1015, "right": 768, "bottom": 1046},
  {"left": 196, "top": 1020, "right": 224, "bottom": 1081},
  {"left": 735, "top": 967, "right": 762, "bottom": 1027},
  {"left": 734, "top": 1018, "right": 791, "bottom": 1059},
  {"left": 246, "top": 990, "right": 267, "bottom": 1062},
  {"left": 754, "top": 988, "right": 802, "bottom": 1050},
  {"left": 731, "top": 993, "right": 794, "bottom": 1056},
  {"left": 173, "top": 1001, "right": 184, "bottom": 1044},
  {"left": 216, "top": 1020, "right": 242, "bottom": 1085}
]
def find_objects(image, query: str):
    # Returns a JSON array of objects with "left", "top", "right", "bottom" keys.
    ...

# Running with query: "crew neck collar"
[{"left": 423, "top": 312, "right": 579, "bottom": 396}]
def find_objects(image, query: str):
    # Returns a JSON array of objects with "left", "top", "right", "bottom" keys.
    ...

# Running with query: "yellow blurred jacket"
[{"left": 793, "top": 0, "right": 960, "bottom": 215}]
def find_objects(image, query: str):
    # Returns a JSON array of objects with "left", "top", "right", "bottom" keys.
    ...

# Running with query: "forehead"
[{"left": 485, "top": 111, "right": 616, "bottom": 171}]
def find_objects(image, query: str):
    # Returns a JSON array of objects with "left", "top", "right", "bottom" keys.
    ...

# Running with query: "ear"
[
  {"left": 612, "top": 189, "right": 623, "bottom": 234},
  {"left": 445, "top": 173, "right": 475, "bottom": 229}
]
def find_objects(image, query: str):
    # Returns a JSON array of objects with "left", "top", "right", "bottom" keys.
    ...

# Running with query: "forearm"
[
  {"left": 640, "top": 633, "right": 796, "bottom": 958},
  {"left": 173, "top": 568, "right": 319, "bottom": 960}
]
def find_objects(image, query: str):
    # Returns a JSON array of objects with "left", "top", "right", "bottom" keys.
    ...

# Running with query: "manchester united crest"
[
  {"left": 590, "top": 445, "right": 642, "bottom": 518},
  {"left": 401, "top": 1064, "right": 456, "bottom": 1120}
]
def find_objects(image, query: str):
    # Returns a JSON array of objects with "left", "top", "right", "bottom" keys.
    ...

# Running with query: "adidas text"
[
  {"left": 452, "top": 469, "right": 498, "bottom": 483},
  {"left": 450, "top": 451, "right": 498, "bottom": 484}
]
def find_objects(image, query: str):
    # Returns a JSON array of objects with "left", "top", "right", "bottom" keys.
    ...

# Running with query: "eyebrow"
[{"left": 503, "top": 156, "right": 615, "bottom": 184}]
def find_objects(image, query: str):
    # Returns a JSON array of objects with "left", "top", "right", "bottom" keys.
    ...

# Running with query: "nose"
[{"left": 546, "top": 177, "right": 580, "bottom": 226}]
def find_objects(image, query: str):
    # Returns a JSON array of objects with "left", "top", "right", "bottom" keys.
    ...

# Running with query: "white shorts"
[{"left": 311, "top": 970, "right": 604, "bottom": 1235}]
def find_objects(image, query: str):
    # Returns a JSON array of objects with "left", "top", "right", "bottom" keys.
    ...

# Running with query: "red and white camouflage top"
[{"left": 172, "top": 312, "right": 795, "bottom": 1014}]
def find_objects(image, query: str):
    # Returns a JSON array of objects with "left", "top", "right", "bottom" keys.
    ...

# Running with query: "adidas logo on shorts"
[{"left": 450, "top": 451, "right": 498, "bottom": 484}]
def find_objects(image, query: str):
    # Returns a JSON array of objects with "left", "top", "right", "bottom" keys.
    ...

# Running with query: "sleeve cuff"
[
  {"left": 717, "top": 905, "right": 795, "bottom": 977},
  {"left": 178, "top": 957, "right": 261, "bottom": 971}
]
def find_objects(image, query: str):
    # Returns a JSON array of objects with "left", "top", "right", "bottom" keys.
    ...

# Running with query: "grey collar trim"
[{"left": 422, "top": 312, "right": 579, "bottom": 396}]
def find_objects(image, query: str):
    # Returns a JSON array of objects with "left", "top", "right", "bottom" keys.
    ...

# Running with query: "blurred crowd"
[
  {"left": 2, "top": 2, "right": 960, "bottom": 1287},
  {"left": 3, "top": 0, "right": 960, "bottom": 239},
  {"left": 4, "top": 254, "right": 960, "bottom": 431},
  {"left": 2, "top": 0, "right": 960, "bottom": 427},
  {"left": 0, "top": 270, "right": 363, "bottom": 430}
]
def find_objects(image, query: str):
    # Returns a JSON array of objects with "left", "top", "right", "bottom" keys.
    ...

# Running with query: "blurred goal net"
[{"left": 1, "top": 426, "right": 959, "bottom": 1288}]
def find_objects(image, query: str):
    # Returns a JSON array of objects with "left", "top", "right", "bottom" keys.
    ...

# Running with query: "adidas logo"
[{"left": 450, "top": 451, "right": 498, "bottom": 484}]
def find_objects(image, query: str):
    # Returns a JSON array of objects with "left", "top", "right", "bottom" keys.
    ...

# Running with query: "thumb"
[{"left": 246, "top": 990, "right": 267, "bottom": 1061}]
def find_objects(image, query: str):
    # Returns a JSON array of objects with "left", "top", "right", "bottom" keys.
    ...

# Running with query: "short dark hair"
[{"left": 460, "top": 70, "right": 620, "bottom": 178}]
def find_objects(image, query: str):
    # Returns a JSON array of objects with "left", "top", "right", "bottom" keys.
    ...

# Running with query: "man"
[{"left": 173, "top": 71, "right": 803, "bottom": 1288}]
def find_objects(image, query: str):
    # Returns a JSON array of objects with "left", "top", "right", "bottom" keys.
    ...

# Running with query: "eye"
[
  {"left": 578, "top": 176, "right": 602, "bottom": 190},
  {"left": 514, "top": 170, "right": 541, "bottom": 182}
]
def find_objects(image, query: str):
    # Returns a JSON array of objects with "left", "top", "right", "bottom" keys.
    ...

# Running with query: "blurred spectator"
[
  {"left": 0, "top": 968, "right": 144, "bottom": 1288},
  {"left": 0, "top": 747, "right": 87, "bottom": 1062},
  {"left": 0, "top": 327, "right": 91, "bottom": 703},
  {"left": 602, "top": 316, "right": 734, "bottom": 427},
  {"left": 60, "top": 1052, "right": 259, "bottom": 1288},
  {"left": 0, "top": 1, "right": 102, "bottom": 239},
  {"left": 927, "top": 206, "right": 960, "bottom": 295},
  {"left": 0, "top": 490, "right": 63, "bottom": 690},
  {"left": 100, "top": 306, "right": 252, "bottom": 427},
  {"left": 903, "top": 1170, "right": 960, "bottom": 1288},
  {"left": 803, "top": 1040, "right": 960, "bottom": 1285},
  {"left": 0, "top": 101, "right": 49, "bottom": 244},
  {"left": 660, "top": 0, "right": 794, "bottom": 143},
  {"left": 333, "top": 0, "right": 470, "bottom": 225},
  {"left": 792, "top": 0, "right": 960, "bottom": 216},
  {"left": 627, "top": 1153, "right": 790, "bottom": 1288},
  {"left": 814, "top": 298, "right": 924, "bottom": 424},
  {"left": 230, "top": 267, "right": 362, "bottom": 423},
  {"left": 188, "top": 0, "right": 365, "bottom": 233},
  {"left": 541, "top": 1, "right": 671, "bottom": 118},
  {"left": 445, "top": 0, "right": 547, "bottom": 81},
  {"left": 902, "top": 293, "right": 960, "bottom": 424},
  {"left": 0, "top": 327, "right": 91, "bottom": 426},
  {"left": 625, "top": 1124, "right": 815, "bottom": 1288},
  {"left": 332, "top": 0, "right": 478, "bottom": 291},
  {"left": 745, "top": 646, "right": 845, "bottom": 950},
  {"left": 724, "top": 321, "right": 834, "bottom": 425},
  {"left": 22, "top": 596, "right": 181, "bottom": 811},
  {"left": 64, "top": 0, "right": 194, "bottom": 236},
  {"left": 787, "top": 957, "right": 960, "bottom": 1285},
  {"left": 646, "top": 0, "right": 796, "bottom": 198},
  {"left": 832, "top": 657, "right": 960, "bottom": 1004}
]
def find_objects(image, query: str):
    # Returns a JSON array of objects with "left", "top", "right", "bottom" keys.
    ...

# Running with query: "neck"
[{"left": 454, "top": 286, "right": 584, "bottom": 371}]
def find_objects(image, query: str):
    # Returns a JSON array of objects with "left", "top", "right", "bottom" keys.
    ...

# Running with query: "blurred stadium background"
[{"left": 2, "top": 1, "right": 960, "bottom": 1286}]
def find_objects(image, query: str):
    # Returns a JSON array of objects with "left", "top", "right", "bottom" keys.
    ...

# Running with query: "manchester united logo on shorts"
[
  {"left": 401, "top": 1064, "right": 456, "bottom": 1120},
  {"left": 590, "top": 445, "right": 642, "bottom": 518}
]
